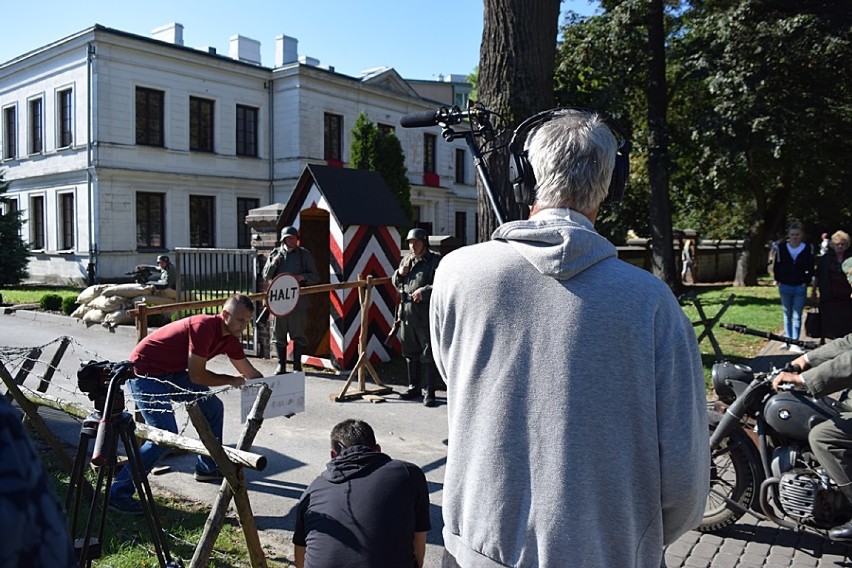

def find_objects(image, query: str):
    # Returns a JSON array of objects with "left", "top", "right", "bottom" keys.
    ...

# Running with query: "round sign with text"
[{"left": 266, "top": 273, "right": 300, "bottom": 317}]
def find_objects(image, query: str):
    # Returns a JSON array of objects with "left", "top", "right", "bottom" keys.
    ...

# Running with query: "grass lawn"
[
  {"left": 679, "top": 278, "right": 782, "bottom": 387},
  {"left": 0, "top": 285, "right": 80, "bottom": 305},
  {"left": 42, "top": 448, "right": 292, "bottom": 567}
]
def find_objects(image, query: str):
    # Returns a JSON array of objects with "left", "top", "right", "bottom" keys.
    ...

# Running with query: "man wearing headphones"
[
  {"left": 430, "top": 109, "right": 709, "bottom": 567},
  {"left": 262, "top": 226, "right": 319, "bottom": 373},
  {"left": 393, "top": 228, "right": 442, "bottom": 406}
]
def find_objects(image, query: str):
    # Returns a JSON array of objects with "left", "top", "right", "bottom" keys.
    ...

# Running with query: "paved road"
[{"left": 3, "top": 310, "right": 852, "bottom": 567}]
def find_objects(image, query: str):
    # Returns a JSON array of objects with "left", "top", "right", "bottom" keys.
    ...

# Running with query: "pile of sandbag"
[{"left": 70, "top": 283, "right": 179, "bottom": 328}]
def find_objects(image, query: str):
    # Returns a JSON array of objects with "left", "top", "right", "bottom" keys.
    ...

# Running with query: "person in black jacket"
[
  {"left": 773, "top": 222, "right": 815, "bottom": 352},
  {"left": 814, "top": 230, "right": 852, "bottom": 339},
  {"left": 293, "top": 419, "right": 431, "bottom": 568}
]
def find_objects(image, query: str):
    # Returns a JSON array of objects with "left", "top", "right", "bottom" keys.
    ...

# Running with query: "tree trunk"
[
  {"left": 477, "top": 0, "right": 561, "bottom": 241},
  {"left": 646, "top": 0, "right": 678, "bottom": 290}
]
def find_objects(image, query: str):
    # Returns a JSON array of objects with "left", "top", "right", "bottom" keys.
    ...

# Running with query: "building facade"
[{"left": 0, "top": 23, "right": 477, "bottom": 284}]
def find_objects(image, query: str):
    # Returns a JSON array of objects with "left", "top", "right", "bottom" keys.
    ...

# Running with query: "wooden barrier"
[{"left": 129, "top": 277, "right": 399, "bottom": 401}]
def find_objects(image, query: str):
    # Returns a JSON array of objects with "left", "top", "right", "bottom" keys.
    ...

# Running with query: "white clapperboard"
[{"left": 241, "top": 372, "right": 305, "bottom": 422}]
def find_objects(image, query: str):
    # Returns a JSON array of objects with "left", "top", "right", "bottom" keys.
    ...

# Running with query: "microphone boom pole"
[{"left": 400, "top": 105, "right": 506, "bottom": 226}]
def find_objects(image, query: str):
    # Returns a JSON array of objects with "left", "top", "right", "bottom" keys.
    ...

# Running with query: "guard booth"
[{"left": 259, "top": 164, "right": 410, "bottom": 371}]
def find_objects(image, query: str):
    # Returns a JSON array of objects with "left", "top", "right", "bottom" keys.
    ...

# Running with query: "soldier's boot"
[
  {"left": 829, "top": 485, "right": 852, "bottom": 541},
  {"left": 422, "top": 363, "right": 437, "bottom": 407},
  {"left": 273, "top": 343, "right": 287, "bottom": 375},
  {"left": 292, "top": 344, "right": 303, "bottom": 373},
  {"left": 399, "top": 358, "right": 421, "bottom": 400}
]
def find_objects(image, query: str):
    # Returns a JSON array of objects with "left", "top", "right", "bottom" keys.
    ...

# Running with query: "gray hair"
[{"left": 525, "top": 109, "right": 618, "bottom": 214}]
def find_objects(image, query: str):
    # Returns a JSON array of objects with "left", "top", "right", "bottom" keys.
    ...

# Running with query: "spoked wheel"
[{"left": 701, "top": 424, "right": 760, "bottom": 532}]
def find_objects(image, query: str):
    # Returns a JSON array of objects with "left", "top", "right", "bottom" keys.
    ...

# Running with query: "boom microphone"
[
  {"left": 400, "top": 110, "right": 444, "bottom": 128},
  {"left": 400, "top": 106, "right": 482, "bottom": 128}
]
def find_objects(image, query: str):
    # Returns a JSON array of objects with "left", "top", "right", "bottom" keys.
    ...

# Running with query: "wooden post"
[
  {"left": 332, "top": 276, "right": 393, "bottom": 402},
  {"left": 20, "top": 389, "right": 267, "bottom": 470},
  {"left": 190, "top": 385, "right": 272, "bottom": 568},
  {"left": 135, "top": 301, "right": 149, "bottom": 341},
  {"left": 38, "top": 336, "right": 71, "bottom": 393},
  {"left": 4, "top": 347, "right": 41, "bottom": 401},
  {"left": 187, "top": 402, "right": 268, "bottom": 568},
  {"left": 0, "top": 364, "right": 75, "bottom": 472}
]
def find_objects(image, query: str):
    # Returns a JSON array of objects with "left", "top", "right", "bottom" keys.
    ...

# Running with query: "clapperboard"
[{"left": 240, "top": 372, "right": 305, "bottom": 422}]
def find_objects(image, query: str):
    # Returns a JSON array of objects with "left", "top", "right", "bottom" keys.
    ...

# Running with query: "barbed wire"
[{"left": 0, "top": 336, "right": 240, "bottom": 437}]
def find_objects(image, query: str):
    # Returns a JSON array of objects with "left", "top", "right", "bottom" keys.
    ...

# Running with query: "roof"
[{"left": 282, "top": 164, "right": 410, "bottom": 228}]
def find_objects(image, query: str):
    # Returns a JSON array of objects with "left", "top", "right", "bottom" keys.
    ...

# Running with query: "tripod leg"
[
  {"left": 79, "top": 463, "right": 111, "bottom": 568},
  {"left": 119, "top": 425, "right": 174, "bottom": 567},
  {"left": 67, "top": 427, "right": 93, "bottom": 536}
]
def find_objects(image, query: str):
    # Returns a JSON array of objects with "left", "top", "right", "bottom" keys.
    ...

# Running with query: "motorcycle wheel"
[{"left": 701, "top": 419, "right": 760, "bottom": 532}]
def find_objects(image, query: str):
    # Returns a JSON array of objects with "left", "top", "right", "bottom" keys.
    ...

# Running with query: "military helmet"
[
  {"left": 406, "top": 228, "right": 428, "bottom": 244},
  {"left": 280, "top": 226, "right": 299, "bottom": 239}
]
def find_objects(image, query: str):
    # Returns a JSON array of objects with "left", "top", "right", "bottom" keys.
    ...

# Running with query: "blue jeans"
[
  {"left": 779, "top": 283, "right": 807, "bottom": 341},
  {"left": 111, "top": 372, "right": 223, "bottom": 500}
]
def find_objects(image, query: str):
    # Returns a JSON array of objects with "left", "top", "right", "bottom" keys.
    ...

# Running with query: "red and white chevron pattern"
[{"left": 299, "top": 183, "right": 400, "bottom": 370}]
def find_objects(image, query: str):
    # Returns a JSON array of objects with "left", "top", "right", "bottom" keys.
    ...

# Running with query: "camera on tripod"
[{"left": 77, "top": 360, "right": 135, "bottom": 414}]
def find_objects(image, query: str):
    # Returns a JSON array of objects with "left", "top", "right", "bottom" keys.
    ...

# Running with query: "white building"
[{"left": 0, "top": 23, "right": 477, "bottom": 284}]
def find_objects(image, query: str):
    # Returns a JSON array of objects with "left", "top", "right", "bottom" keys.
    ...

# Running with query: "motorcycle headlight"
[{"left": 711, "top": 361, "right": 754, "bottom": 405}]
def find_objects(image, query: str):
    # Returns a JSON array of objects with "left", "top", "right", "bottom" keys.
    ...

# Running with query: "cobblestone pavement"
[{"left": 667, "top": 514, "right": 852, "bottom": 567}]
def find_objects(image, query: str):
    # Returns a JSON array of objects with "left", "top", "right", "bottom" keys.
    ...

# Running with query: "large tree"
[
  {"left": 557, "top": 0, "right": 852, "bottom": 286},
  {"left": 477, "top": 0, "right": 561, "bottom": 241},
  {"left": 0, "top": 172, "right": 29, "bottom": 285},
  {"left": 350, "top": 111, "right": 415, "bottom": 225},
  {"left": 676, "top": 0, "right": 852, "bottom": 284}
]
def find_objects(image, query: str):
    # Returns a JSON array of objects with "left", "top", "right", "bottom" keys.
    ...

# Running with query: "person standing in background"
[
  {"left": 393, "top": 228, "right": 441, "bottom": 407},
  {"left": 262, "top": 226, "right": 320, "bottom": 373},
  {"left": 814, "top": 230, "right": 852, "bottom": 339},
  {"left": 773, "top": 222, "right": 815, "bottom": 352}
]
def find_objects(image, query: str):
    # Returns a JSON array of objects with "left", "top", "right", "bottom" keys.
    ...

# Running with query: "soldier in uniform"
[
  {"left": 392, "top": 228, "right": 441, "bottom": 406},
  {"left": 263, "top": 226, "right": 320, "bottom": 373}
]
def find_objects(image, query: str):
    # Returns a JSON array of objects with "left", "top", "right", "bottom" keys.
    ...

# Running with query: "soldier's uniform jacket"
[
  {"left": 262, "top": 246, "right": 320, "bottom": 312},
  {"left": 392, "top": 250, "right": 441, "bottom": 318}
]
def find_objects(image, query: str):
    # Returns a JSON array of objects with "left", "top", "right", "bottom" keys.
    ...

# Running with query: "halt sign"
[{"left": 266, "top": 273, "right": 300, "bottom": 317}]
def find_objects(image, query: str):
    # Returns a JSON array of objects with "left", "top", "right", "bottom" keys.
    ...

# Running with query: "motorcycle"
[{"left": 703, "top": 360, "right": 852, "bottom": 536}]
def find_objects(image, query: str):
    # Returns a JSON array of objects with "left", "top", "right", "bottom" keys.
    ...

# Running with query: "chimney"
[
  {"left": 275, "top": 35, "right": 299, "bottom": 67},
  {"left": 229, "top": 35, "right": 262, "bottom": 65},
  {"left": 151, "top": 23, "right": 184, "bottom": 46},
  {"left": 298, "top": 55, "right": 320, "bottom": 67}
]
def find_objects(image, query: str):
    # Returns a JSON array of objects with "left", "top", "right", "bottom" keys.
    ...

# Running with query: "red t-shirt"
[{"left": 131, "top": 314, "right": 245, "bottom": 377}]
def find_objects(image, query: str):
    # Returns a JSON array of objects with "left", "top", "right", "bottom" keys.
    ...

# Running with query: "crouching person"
[{"left": 293, "top": 419, "right": 431, "bottom": 568}]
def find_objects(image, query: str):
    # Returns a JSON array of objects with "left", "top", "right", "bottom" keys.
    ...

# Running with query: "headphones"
[{"left": 507, "top": 107, "right": 632, "bottom": 207}]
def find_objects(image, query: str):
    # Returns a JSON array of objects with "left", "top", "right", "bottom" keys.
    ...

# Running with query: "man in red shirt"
[{"left": 109, "top": 294, "right": 263, "bottom": 514}]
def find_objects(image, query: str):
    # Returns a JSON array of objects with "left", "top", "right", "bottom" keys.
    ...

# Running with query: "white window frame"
[{"left": 56, "top": 85, "right": 75, "bottom": 149}]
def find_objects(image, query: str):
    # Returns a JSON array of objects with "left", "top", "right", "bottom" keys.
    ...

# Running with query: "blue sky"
[{"left": 2, "top": 0, "right": 599, "bottom": 80}]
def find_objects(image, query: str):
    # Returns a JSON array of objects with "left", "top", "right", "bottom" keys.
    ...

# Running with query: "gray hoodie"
[{"left": 430, "top": 208, "right": 709, "bottom": 567}]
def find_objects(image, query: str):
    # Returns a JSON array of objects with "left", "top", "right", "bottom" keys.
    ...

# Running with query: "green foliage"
[
  {"left": 349, "top": 111, "right": 415, "bottom": 225},
  {"left": 467, "top": 66, "right": 479, "bottom": 102},
  {"left": 0, "top": 286, "right": 79, "bottom": 305},
  {"left": 555, "top": 0, "right": 852, "bottom": 256},
  {"left": 39, "top": 293, "right": 63, "bottom": 311},
  {"left": 0, "top": 172, "right": 29, "bottom": 285},
  {"left": 350, "top": 112, "right": 377, "bottom": 170},
  {"left": 62, "top": 296, "right": 78, "bottom": 315}
]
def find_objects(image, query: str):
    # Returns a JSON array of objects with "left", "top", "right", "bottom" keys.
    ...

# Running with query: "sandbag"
[
  {"left": 76, "top": 284, "right": 111, "bottom": 305},
  {"left": 81, "top": 309, "right": 106, "bottom": 324},
  {"left": 103, "top": 309, "right": 135, "bottom": 326},
  {"left": 155, "top": 287, "right": 178, "bottom": 300},
  {"left": 101, "top": 283, "right": 154, "bottom": 298},
  {"left": 89, "top": 295, "right": 128, "bottom": 312},
  {"left": 70, "top": 304, "right": 91, "bottom": 319}
]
